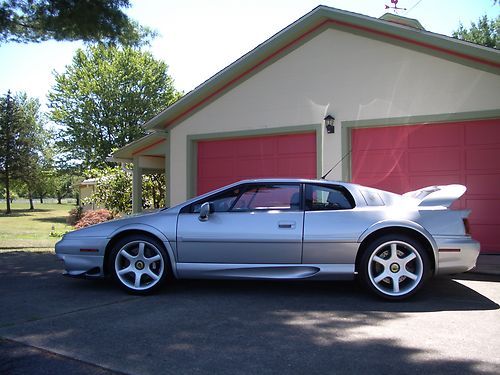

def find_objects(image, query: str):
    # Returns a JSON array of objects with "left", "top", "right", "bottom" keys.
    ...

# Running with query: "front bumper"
[
  {"left": 435, "top": 236, "right": 480, "bottom": 275},
  {"left": 55, "top": 236, "right": 109, "bottom": 277}
]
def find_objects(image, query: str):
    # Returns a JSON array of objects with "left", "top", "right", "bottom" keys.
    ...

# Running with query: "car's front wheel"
[
  {"left": 359, "top": 235, "right": 430, "bottom": 300},
  {"left": 109, "top": 235, "right": 169, "bottom": 294}
]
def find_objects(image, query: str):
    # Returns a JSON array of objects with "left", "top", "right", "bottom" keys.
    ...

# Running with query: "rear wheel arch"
[{"left": 355, "top": 227, "right": 436, "bottom": 274}]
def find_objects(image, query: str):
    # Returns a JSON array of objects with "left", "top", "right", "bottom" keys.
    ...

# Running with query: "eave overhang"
[{"left": 109, "top": 132, "right": 167, "bottom": 161}]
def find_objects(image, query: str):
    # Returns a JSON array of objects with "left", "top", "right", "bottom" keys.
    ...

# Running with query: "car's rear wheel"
[
  {"left": 109, "top": 235, "right": 169, "bottom": 294},
  {"left": 359, "top": 235, "right": 430, "bottom": 300}
]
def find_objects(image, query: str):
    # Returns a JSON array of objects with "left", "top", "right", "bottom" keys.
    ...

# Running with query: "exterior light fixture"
[{"left": 324, "top": 115, "right": 335, "bottom": 134}]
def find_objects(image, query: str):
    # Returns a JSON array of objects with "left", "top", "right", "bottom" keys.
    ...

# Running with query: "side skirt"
[{"left": 176, "top": 263, "right": 355, "bottom": 280}]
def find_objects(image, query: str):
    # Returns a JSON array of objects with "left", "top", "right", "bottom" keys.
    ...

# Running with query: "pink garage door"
[
  {"left": 197, "top": 132, "right": 317, "bottom": 195},
  {"left": 352, "top": 119, "right": 500, "bottom": 254}
]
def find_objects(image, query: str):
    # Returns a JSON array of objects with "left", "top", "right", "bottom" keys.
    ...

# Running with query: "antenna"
[
  {"left": 385, "top": 0, "right": 407, "bottom": 13},
  {"left": 321, "top": 149, "right": 352, "bottom": 180}
]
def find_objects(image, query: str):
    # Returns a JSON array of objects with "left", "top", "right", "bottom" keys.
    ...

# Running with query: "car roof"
[{"left": 235, "top": 178, "right": 358, "bottom": 188}]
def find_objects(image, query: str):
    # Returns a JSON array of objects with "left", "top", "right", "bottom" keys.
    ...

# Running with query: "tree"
[
  {"left": 84, "top": 166, "right": 165, "bottom": 214},
  {"left": 85, "top": 166, "right": 132, "bottom": 214},
  {"left": 0, "top": 0, "right": 152, "bottom": 46},
  {"left": 0, "top": 91, "right": 45, "bottom": 212},
  {"left": 49, "top": 45, "right": 182, "bottom": 170},
  {"left": 452, "top": 15, "right": 499, "bottom": 49}
]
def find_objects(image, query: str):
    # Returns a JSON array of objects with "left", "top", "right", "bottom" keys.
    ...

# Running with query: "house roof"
[
  {"left": 143, "top": 5, "right": 500, "bottom": 132},
  {"left": 110, "top": 132, "right": 167, "bottom": 161},
  {"left": 112, "top": 5, "right": 500, "bottom": 160}
]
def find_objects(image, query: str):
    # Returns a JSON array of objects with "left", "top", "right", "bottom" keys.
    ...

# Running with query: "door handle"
[{"left": 278, "top": 221, "right": 296, "bottom": 229}]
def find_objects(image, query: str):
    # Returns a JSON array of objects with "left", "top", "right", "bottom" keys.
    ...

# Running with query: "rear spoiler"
[{"left": 402, "top": 185, "right": 466, "bottom": 207}]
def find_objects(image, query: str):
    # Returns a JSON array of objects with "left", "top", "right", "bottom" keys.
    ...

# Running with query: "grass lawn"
[{"left": 0, "top": 202, "right": 75, "bottom": 250}]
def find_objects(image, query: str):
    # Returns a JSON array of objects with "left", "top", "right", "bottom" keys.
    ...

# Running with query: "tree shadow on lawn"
[
  {"left": 0, "top": 208, "right": 51, "bottom": 217},
  {"left": 33, "top": 216, "right": 68, "bottom": 224}
]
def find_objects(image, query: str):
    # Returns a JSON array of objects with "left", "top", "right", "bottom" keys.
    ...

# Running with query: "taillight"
[{"left": 463, "top": 218, "right": 471, "bottom": 235}]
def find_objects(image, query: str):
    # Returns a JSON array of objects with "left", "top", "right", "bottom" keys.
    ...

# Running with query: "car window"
[
  {"left": 232, "top": 184, "right": 301, "bottom": 211},
  {"left": 190, "top": 188, "right": 242, "bottom": 213},
  {"left": 305, "top": 184, "right": 354, "bottom": 211}
]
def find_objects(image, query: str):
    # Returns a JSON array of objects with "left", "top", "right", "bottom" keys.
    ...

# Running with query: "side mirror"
[{"left": 198, "top": 202, "right": 214, "bottom": 221}]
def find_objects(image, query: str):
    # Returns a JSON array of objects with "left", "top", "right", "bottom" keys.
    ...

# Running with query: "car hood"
[{"left": 64, "top": 210, "right": 164, "bottom": 238}]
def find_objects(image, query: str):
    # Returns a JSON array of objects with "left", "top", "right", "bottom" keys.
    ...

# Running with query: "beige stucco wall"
[{"left": 168, "top": 27, "right": 500, "bottom": 205}]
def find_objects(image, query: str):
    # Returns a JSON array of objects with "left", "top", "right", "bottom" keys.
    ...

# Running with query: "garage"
[
  {"left": 351, "top": 118, "right": 500, "bottom": 254},
  {"left": 196, "top": 132, "right": 317, "bottom": 195}
]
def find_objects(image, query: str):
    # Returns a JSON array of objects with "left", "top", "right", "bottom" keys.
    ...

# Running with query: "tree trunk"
[
  {"left": 5, "top": 174, "right": 11, "bottom": 214},
  {"left": 76, "top": 192, "right": 80, "bottom": 206},
  {"left": 28, "top": 191, "right": 34, "bottom": 210},
  {"left": 39, "top": 196, "right": 43, "bottom": 204},
  {"left": 4, "top": 92, "right": 12, "bottom": 214},
  {"left": 57, "top": 196, "right": 62, "bottom": 204}
]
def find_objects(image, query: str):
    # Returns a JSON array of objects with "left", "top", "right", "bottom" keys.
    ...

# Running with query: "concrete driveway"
[{"left": 1, "top": 251, "right": 499, "bottom": 375}]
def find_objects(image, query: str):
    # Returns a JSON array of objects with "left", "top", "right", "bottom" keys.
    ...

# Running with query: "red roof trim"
[
  {"left": 132, "top": 138, "right": 165, "bottom": 156},
  {"left": 162, "top": 18, "right": 499, "bottom": 129}
]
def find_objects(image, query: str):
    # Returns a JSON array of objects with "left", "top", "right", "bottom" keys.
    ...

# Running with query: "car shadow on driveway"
[{"left": 1, "top": 251, "right": 499, "bottom": 375}]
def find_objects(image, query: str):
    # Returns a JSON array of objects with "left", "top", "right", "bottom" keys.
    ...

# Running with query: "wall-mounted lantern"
[{"left": 324, "top": 115, "right": 335, "bottom": 134}]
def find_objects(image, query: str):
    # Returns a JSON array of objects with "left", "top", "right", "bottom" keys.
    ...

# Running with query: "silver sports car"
[{"left": 55, "top": 179, "right": 480, "bottom": 300}]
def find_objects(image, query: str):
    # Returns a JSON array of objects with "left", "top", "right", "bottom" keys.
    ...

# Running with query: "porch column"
[
  {"left": 163, "top": 131, "right": 170, "bottom": 208},
  {"left": 132, "top": 157, "right": 142, "bottom": 213}
]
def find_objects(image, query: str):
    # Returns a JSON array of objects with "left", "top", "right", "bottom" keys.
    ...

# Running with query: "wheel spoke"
[
  {"left": 146, "top": 269, "right": 160, "bottom": 281},
  {"left": 121, "top": 249, "right": 135, "bottom": 261},
  {"left": 404, "top": 270, "right": 418, "bottom": 280},
  {"left": 146, "top": 254, "right": 161, "bottom": 263},
  {"left": 372, "top": 255, "right": 386, "bottom": 265},
  {"left": 391, "top": 276, "right": 400, "bottom": 293},
  {"left": 390, "top": 243, "right": 398, "bottom": 259},
  {"left": 137, "top": 242, "right": 145, "bottom": 258},
  {"left": 374, "top": 272, "right": 389, "bottom": 284},
  {"left": 134, "top": 272, "right": 142, "bottom": 288},
  {"left": 118, "top": 266, "right": 133, "bottom": 275},
  {"left": 403, "top": 252, "right": 416, "bottom": 264}
]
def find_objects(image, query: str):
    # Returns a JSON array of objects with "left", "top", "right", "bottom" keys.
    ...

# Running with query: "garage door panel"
[
  {"left": 236, "top": 137, "right": 276, "bottom": 156},
  {"left": 465, "top": 174, "right": 500, "bottom": 196},
  {"left": 198, "top": 142, "right": 232, "bottom": 159},
  {"left": 353, "top": 150, "right": 407, "bottom": 175},
  {"left": 352, "top": 127, "right": 408, "bottom": 150},
  {"left": 235, "top": 158, "right": 275, "bottom": 176},
  {"left": 352, "top": 118, "right": 500, "bottom": 253},
  {"left": 408, "top": 150, "right": 460, "bottom": 172},
  {"left": 277, "top": 156, "right": 316, "bottom": 177},
  {"left": 466, "top": 199, "right": 500, "bottom": 225},
  {"left": 198, "top": 158, "right": 234, "bottom": 178},
  {"left": 409, "top": 124, "right": 462, "bottom": 148},
  {"left": 469, "top": 225, "right": 499, "bottom": 253},
  {"left": 466, "top": 148, "right": 500, "bottom": 170},
  {"left": 278, "top": 133, "right": 316, "bottom": 154},
  {"left": 465, "top": 119, "right": 500, "bottom": 145}
]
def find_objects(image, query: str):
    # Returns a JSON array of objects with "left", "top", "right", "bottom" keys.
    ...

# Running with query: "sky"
[{"left": 0, "top": 0, "right": 498, "bottom": 110}]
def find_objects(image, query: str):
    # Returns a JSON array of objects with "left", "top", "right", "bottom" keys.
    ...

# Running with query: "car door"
[
  {"left": 176, "top": 183, "right": 304, "bottom": 264},
  {"left": 302, "top": 183, "right": 360, "bottom": 264}
]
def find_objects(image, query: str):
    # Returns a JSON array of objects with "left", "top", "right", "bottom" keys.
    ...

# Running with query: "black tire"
[
  {"left": 108, "top": 234, "right": 169, "bottom": 294},
  {"left": 358, "top": 234, "right": 430, "bottom": 300}
]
